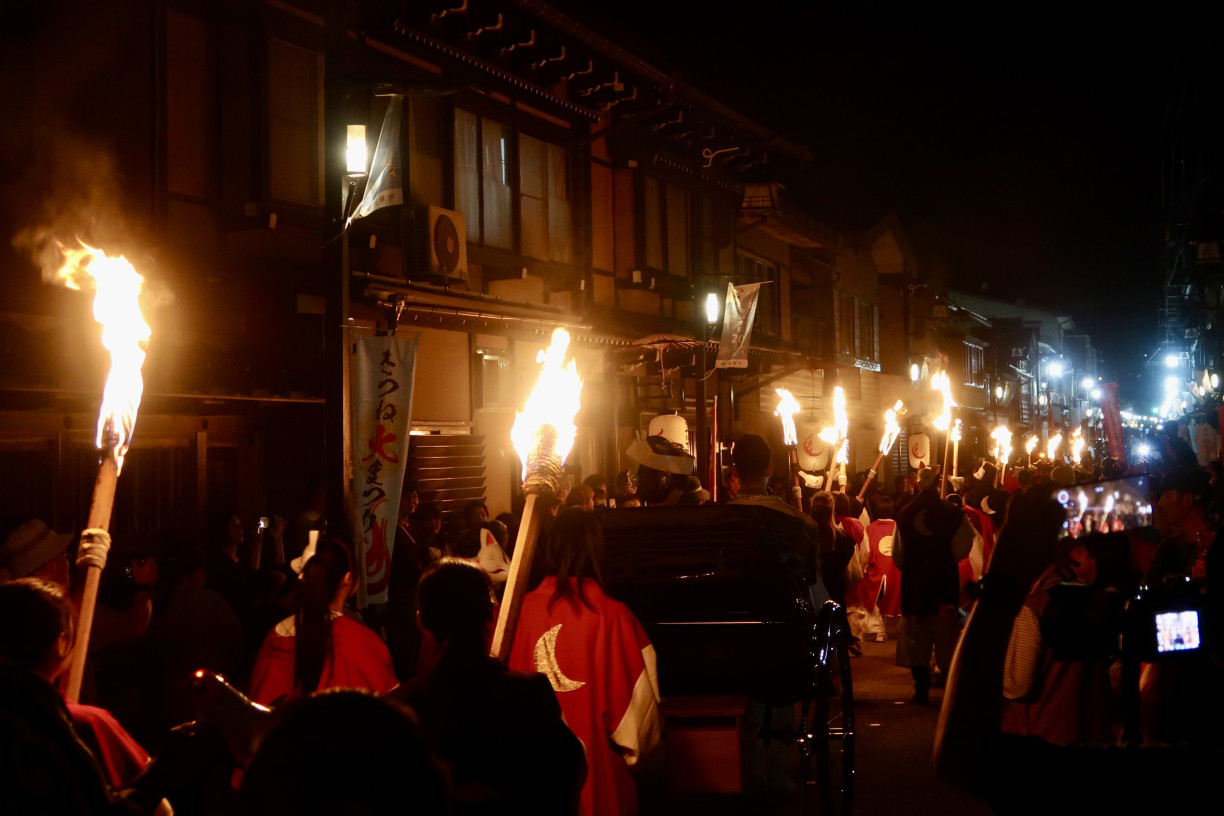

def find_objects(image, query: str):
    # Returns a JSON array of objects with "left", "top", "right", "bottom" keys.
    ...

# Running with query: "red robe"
[
  {"left": 508, "top": 578, "right": 660, "bottom": 816},
  {"left": 858, "top": 519, "right": 902, "bottom": 617},
  {"left": 65, "top": 702, "right": 148, "bottom": 791},
  {"left": 250, "top": 613, "right": 399, "bottom": 706}
]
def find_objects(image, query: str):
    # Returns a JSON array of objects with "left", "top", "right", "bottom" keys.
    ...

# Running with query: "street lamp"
[
  {"left": 1048, "top": 361, "right": 1063, "bottom": 378},
  {"left": 1165, "top": 354, "right": 1179, "bottom": 368},
  {"left": 346, "top": 124, "right": 368, "bottom": 174},
  {"left": 705, "top": 291, "right": 721, "bottom": 325}
]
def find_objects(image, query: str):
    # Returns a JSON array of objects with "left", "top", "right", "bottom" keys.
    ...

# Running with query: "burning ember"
[
  {"left": 510, "top": 329, "right": 583, "bottom": 493},
  {"left": 775, "top": 388, "right": 801, "bottom": 446},
  {"left": 55, "top": 241, "right": 151, "bottom": 472}
]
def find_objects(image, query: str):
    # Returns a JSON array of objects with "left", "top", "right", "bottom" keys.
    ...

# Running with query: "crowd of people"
[{"left": 1, "top": 419, "right": 1220, "bottom": 814}]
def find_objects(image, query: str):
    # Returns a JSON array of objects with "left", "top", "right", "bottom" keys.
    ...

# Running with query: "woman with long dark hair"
[
  {"left": 507, "top": 509, "right": 660, "bottom": 816},
  {"left": 250, "top": 539, "right": 398, "bottom": 706},
  {"left": 809, "top": 491, "right": 858, "bottom": 608}
]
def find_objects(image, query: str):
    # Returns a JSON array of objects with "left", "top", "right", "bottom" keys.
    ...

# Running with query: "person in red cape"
[
  {"left": 508, "top": 509, "right": 660, "bottom": 816},
  {"left": 858, "top": 495, "right": 903, "bottom": 641},
  {"left": 250, "top": 538, "right": 397, "bottom": 706}
]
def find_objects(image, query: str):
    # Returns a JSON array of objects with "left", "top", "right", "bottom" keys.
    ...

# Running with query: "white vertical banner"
[
  {"left": 715, "top": 282, "right": 764, "bottom": 369},
  {"left": 348, "top": 97, "right": 403, "bottom": 225},
  {"left": 351, "top": 333, "right": 418, "bottom": 604}
]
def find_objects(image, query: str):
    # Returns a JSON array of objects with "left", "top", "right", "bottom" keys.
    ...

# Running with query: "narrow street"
[{"left": 640, "top": 639, "right": 990, "bottom": 815}]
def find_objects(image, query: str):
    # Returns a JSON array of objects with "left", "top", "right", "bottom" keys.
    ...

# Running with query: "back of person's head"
[
  {"left": 566, "top": 484, "right": 595, "bottom": 508},
  {"left": 241, "top": 690, "right": 446, "bottom": 816},
  {"left": 1017, "top": 468, "right": 1035, "bottom": 489},
  {"left": 947, "top": 494, "right": 964, "bottom": 509},
  {"left": 583, "top": 473, "right": 607, "bottom": 492},
  {"left": 294, "top": 538, "right": 352, "bottom": 695},
  {"left": 543, "top": 508, "right": 606, "bottom": 613},
  {"left": 417, "top": 558, "right": 495, "bottom": 646},
  {"left": 0, "top": 578, "right": 74, "bottom": 676},
  {"left": 809, "top": 492, "right": 835, "bottom": 527},
  {"left": 833, "top": 492, "right": 851, "bottom": 518},
  {"left": 872, "top": 494, "right": 896, "bottom": 521},
  {"left": 732, "top": 434, "right": 772, "bottom": 485}
]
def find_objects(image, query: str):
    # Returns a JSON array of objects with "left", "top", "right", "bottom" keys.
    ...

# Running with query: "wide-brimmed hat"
[{"left": 1, "top": 520, "right": 73, "bottom": 581}]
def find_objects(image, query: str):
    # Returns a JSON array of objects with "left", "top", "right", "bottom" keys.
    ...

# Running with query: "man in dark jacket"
[{"left": 895, "top": 468, "right": 974, "bottom": 703}]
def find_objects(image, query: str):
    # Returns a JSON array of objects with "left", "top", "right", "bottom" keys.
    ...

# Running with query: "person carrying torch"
[
  {"left": 492, "top": 329, "right": 585, "bottom": 664},
  {"left": 50, "top": 243, "right": 152, "bottom": 703}
]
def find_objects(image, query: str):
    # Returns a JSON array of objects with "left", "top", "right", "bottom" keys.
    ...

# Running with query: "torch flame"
[
  {"left": 1047, "top": 434, "right": 1063, "bottom": 462},
  {"left": 931, "top": 371, "right": 955, "bottom": 431},
  {"left": 55, "top": 241, "right": 150, "bottom": 472},
  {"left": 1071, "top": 427, "right": 1085, "bottom": 465},
  {"left": 991, "top": 425, "right": 1012, "bottom": 464},
  {"left": 951, "top": 418, "right": 962, "bottom": 444},
  {"left": 775, "top": 388, "right": 801, "bottom": 446},
  {"left": 510, "top": 329, "right": 583, "bottom": 482},
  {"left": 879, "top": 400, "right": 904, "bottom": 454},
  {"left": 1025, "top": 435, "right": 1039, "bottom": 455},
  {"left": 818, "top": 386, "right": 847, "bottom": 445}
]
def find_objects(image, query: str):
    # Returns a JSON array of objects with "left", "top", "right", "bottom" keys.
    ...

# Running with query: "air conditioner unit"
[{"left": 404, "top": 206, "right": 468, "bottom": 284}]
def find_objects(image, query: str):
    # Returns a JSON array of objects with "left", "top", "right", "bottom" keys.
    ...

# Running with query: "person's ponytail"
[{"left": 293, "top": 539, "right": 351, "bottom": 695}]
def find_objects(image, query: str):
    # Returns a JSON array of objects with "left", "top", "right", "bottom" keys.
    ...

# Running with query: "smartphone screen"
[
  {"left": 1057, "top": 475, "right": 1153, "bottom": 538},
  {"left": 1155, "top": 609, "right": 1201, "bottom": 653}
]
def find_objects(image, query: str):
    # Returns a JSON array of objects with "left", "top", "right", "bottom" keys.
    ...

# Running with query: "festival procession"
[{"left": 1, "top": 2, "right": 1223, "bottom": 815}]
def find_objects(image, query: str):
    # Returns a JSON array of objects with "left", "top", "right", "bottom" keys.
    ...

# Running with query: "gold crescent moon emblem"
[
  {"left": 878, "top": 535, "right": 894, "bottom": 558},
  {"left": 534, "top": 624, "right": 585, "bottom": 692}
]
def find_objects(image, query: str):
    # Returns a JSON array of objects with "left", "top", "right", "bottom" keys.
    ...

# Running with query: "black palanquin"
[{"left": 598, "top": 503, "right": 819, "bottom": 706}]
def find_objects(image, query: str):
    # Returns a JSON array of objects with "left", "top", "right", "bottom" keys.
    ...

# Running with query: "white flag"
[
  {"left": 348, "top": 98, "right": 403, "bottom": 225},
  {"left": 715, "top": 282, "right": 763, "bottom": 369}
]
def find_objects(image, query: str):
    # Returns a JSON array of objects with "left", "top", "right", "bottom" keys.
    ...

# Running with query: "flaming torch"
[
  {"left": 775, "top": 388, "right": 802, "bottom": 508},
  {"left": 818, "top": 386, "right": 848, "bottom": 491},
  {"left": 951, "top": 419, "right": 963, "bottom": 478},
  {"left": 492, "top": 329, "right": 583, "bottom": 662},
  {"left": 1071, "top": 426, "right": 1086, "bottom": 466},
  {"left": 1025, "top": 435, "right": 1038, "bottom": 468},
  {"left": 858, "top": 401, "right": 905, "bottom": 500},
  {"left": 1047, "top": 433, "right": 1063, "bottom": 464},
  {"left": 932, "top": 372, "right": 956, "bottom": 497},
  {"left": 57, "top": 242, "right": 151, "bottom": 702},
  {"left": 991, "top": 425, "right": 1012, "bottom": 487}
]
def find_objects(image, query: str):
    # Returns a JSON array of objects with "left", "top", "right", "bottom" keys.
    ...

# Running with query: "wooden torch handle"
[
  {"left": 490, "top": 492, "right": 544, "bottom": 663},
  {"left": 65, "top": 455, "right": 119, "bottom": 703}
]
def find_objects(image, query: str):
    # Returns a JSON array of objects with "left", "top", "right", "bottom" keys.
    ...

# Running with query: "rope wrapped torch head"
[{"left": 522, "top": 424, "right": 566, "bottom": 496}]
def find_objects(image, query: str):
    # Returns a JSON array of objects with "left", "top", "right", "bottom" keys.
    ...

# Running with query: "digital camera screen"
[
  {"left": 1155, "top": 610, "right": 1201, "bottom": 653},
  {"left": 1056, "top": 475, "right": 1153, "bottom": 539}
]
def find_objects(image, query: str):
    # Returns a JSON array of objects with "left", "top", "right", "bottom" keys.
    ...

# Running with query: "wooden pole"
[
  {"left": 787, "top": 446, "right": 802, "bottom": 510},
  {"left": 939, "top": 425, "right": 953, "bottom": 499},
  {"left": 491, "top": 492, "right": 545, "bottom": 663},
  {"left": 65, "top": 454, "right": 119, "bottom": 702},
  {"left": 856, "top": 450, "right": 887, "bottom": 501}
]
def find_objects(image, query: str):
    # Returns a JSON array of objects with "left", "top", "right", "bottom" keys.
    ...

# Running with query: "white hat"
[{"left": 1, "top": 520, "right": 73, "bottom": 581}]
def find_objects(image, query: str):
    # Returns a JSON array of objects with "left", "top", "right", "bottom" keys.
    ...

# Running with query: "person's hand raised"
[{"left": 985, "top": 485, "right": 1066, "bottom": 588}]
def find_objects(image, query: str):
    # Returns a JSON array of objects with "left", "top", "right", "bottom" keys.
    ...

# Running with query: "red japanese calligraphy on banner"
[
  {"left": 352, "top": 334, "right": 418, "bottom": 604},
  {"left": 1100, "top": 382, "right": 1125, "bottom": 463}
]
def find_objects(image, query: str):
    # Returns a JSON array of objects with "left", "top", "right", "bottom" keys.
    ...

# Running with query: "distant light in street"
[
  {"left": 1214, "top": 374, "right": 1220, "bottom": 390},
  {"left": 704, "top": 292, "right": 720, "bottom": 324},
  {"left": 1081, "top": 377, "right": 1094, "bottom": 390},
  {"left": 1164, "top": 376, "right": 1179, "bottom": 394},
  {"left": 1165, "top": 354, "right": 1179, "bottom": 368},
  {"left": 994, "top": 384, "right": 1004, "bottom": 400},
  {"left": 1091, "top": 388, "right": 1101, "bottom": 399},
  {"left": 1138, "top": 443, "right": 1151, "bottom": 458},
  {"left": 910, "top": 363, "right": 920, "bottom": 382},
  {"left": 1048, "top": 362, "right": 1063, "bottom": 378}
]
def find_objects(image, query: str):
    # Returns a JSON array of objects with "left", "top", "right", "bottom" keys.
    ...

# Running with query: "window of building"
[
  {"left": 965, "top": 342, "right": 986, "bottom": 387},
  {"left": 644, "top": 177, "right": 689, "bottom": 277},
  {"left": 835, "top": 292, "right": 879, "bottom": 365},
  {"left": 738, "top": 251, "right": 780, "bottom": 336},
  {"left": 454, "top": 110, "right": 572, "bottom": 260},
  {"left": 268, "top": 37, "right": 322, "bottom": 206},
  {"left": 454, "top": 110, "right": 512, "bottom": 250},
  {"left": 519, "top": 134, "right": 572, "bottom": 263}
]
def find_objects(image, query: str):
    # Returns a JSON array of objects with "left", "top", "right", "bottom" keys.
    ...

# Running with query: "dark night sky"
[{"left": 554, "top": 1, "right": 1224, "bottom": 397}]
